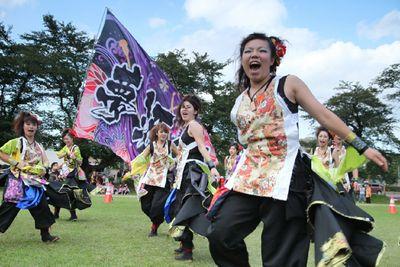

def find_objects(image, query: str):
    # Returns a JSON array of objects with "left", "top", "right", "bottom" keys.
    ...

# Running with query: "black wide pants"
[{"left": 0, "top": 194, "right": 55, "bottom": 233}]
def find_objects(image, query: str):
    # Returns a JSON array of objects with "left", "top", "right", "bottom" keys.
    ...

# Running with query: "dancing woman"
[
  {"left": 130, "top": 123, "right": 178, "bottom": 237},
  {"left": 0, "top": 111, "right": 59, "bottom": 242},
  {"left": 207, "top": 33, "right": 387, "bottom": 267},
  {"left": 224, "top": 143, "right": 240, "bottom": 179},
  {"left": 51, "top": 129, "right": 91, "bottom": 221},
  {"left": 168, "top": 95, "right": 219, "bottom": 262}
]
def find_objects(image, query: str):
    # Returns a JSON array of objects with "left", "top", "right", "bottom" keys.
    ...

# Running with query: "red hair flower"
[
  {"left": 271, "top": 37, "right": 286, "bottom": 58},
  {"left": 276, "top": 42, "right": 286, "bottom": 58}
]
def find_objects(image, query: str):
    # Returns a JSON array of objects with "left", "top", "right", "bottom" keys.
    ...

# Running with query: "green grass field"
[{"left": 0, "top": 195, "right": 399, "bottom": 266}]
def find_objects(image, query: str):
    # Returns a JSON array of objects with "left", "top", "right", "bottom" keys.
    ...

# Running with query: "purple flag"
[{"left": 73, "top": 10, "right": 181, "bottom": 162}]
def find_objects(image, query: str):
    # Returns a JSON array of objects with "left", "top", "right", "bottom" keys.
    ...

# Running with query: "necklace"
[
  {"left": 27, "top": 139, "right": 35, "bottom": 147},
  {"left": 248, "top": 75, "right": 275, "bottom": 111}
]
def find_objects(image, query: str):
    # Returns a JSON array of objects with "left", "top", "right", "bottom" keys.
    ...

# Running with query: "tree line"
[{"left": 1, "top": 15, "right": 399, "bottom": 182}]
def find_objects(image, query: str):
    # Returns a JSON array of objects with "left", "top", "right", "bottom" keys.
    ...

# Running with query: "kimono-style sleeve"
[
  {"left": 73, "top": 146, "right": 83, "bottom": 162},
  {"left": 56, "top": 146, "right": 68, "bottom": 158},
  {"left": 0, "top": 138, "right": 18, "bottom": 156}
]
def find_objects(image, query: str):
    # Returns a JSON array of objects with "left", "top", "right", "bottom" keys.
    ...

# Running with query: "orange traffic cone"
[
  {"left": 104, "top": 182, "right": 113, "bottom": 203},
  {"left": 388, "top": 195, "right": 397, "bottom": 214}
]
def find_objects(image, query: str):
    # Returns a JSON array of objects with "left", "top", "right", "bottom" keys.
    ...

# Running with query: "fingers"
[
  {"left": 377, "top": 154, "right": 388, "bottom": 172},
  {"left": 372, "top": 152, "right": 388, "bottom": 172}
]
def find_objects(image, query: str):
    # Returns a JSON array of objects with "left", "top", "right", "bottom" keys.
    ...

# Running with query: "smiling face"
[
  {"left": 180, "top": 101, "right": 198, "bottom": 123},
  {"left": 157, "top": 128, "right": 169, "bottom": 142},
  {"left": 317, "top": 130, "right": 330, "bottom": 148},
  {"left": 333, "top": 135, "right": 342, "bottom": 147},
  {"left": 23, "top": 121, "right": 38, "bottom": 139},
  {"left": 229, "top": 145, "right": 237, "bottom": 156},
  {"left": 62, "top": 134, "right": 74, "bottom": 147},
  {"left": 241, "top": 38, "right": 274, "bottom": 86}
]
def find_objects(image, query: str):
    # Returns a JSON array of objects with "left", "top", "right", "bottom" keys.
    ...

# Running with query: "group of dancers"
[
  {"left": 0, "top": 32, "right": 389, "bottom": 266},
  {"left": 0, "top": 114, "right": 92, "bottom": 242}
]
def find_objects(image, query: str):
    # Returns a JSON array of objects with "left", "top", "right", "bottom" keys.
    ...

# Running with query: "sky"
[{"left": 1, "top": 0, "right": 400, "bottom": 140}]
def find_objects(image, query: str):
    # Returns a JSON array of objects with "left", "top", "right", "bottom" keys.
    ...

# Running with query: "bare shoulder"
[
  {"left": 188, "top": 120, "right": 204, "bottom": 138},
  {"left": 283, "top": 75, "right": 305, "bottom": 103},
  {"left": 285, "top": 75, "right": 306, "bottom": 89},
  {"left": 189, "top": 120, "right": 202, "bottom": 131}
]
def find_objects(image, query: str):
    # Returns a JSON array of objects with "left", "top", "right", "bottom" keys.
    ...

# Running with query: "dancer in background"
[
  {"left": 0, "top": 111, "right": 59, "bottom": 242},
  {"left": 52, "top": 129, "right": 91, "bottom": 221},
  {"left": 129, "top": 123, "right": 178, "bottom": 237},
  {"left": 168, "top": 95, "right": 219, "bottom": 262},
  {"left": 224, "top": 143, "right": 240, "bottom": 179},
  {"left": 314, "top": 127, "right": 333, "bottom": 169}
]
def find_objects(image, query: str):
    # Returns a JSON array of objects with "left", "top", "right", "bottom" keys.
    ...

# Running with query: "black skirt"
[
  {"left": 304, "top": 155, "right": 385, "bottom": 267},
  {"left": 171, "top": 162, "right": 211, "bottom": 236},
  {"left": 46, "top": 177, "right": 92, "bottom": 210}
]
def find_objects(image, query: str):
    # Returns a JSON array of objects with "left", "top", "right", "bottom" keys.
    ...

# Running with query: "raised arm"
[{"left": 189, "top": 121, "right": 220, "bottom": 178}]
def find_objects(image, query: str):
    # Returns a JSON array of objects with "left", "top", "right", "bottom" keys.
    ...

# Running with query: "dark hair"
[
  {"left": 149, "top": 123, "right": 170, "bottom": 142},
  {"left": 316, "top": 126, "right": 332, "bottom": 140},
  {"left": 50, "top": 162, "right": 58, "bottom": 169},
  {"left": 13, "top": 111, "right": 41, "bottom": 137},
  {"left": 237, "top": 33, "right": 285, "bottom": 90},
  {"left": 175, "top": 95, "right": 202, "bottom": 126},
  {"left": 229, "top": 142, "right": 239, "bottom": 151},
  {"left": 61, "top": 128, "right": 74, "bottom": 139}
]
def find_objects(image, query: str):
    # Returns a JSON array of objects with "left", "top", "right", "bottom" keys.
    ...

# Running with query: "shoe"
[
  {"left": 174, "top": 247, "right": 184, "bottom": 254},
  {"left": 175, "top": 251, "right": 193, "bottom": 262},
  {"left": 53, "top": 213, "right": 59, "bottom": 219},
  {"left": 69, "top": 210, "right": 78, "bottom": 221},
  {"left": 42, "top": 234, "right": 60, "bottom": 243},
  {"left": 148, "top": 230, "right": 157, "bottom": 237},
  {"left": 147, "top": 223, "right": 159, "bottom": 237}
]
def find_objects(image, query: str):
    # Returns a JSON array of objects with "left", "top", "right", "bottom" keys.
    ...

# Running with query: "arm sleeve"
[{"left": 0, "top": 139, "right": 18, "bottom": 155}]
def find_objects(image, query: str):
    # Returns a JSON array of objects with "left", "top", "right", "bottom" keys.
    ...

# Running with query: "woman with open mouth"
[
  {"left": 167, "top": 94, "right": 219, "bottom": 262},
  {"left": 128, "top": 122, "right": 178, "bottom": 237},
  {"left": 0, "top": 111, "right": 60, "bottom": 242},
  {"left": 314, "top": 127, "right": 333, "bottom": 170},
  {"left": 206, "top": 32, "right": 388, "bottom": 267}
]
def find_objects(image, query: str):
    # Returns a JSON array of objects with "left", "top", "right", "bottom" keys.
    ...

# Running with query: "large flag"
[{"left": 73, "top": 10, "right": 181, "bottom": 162}]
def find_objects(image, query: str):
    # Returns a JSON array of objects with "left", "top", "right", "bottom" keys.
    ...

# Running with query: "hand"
[
  {"left": 210, "top": 167, "right": 220, "bottom": 182},
  {"left": 363, "top": 148, "right": 388, "bottom": 172},
  {"left": 16, "top": 161, "right": 28, "bottom": 169},
  {"left": 70, "top": 153, "right": 76, "bottom": 159}
]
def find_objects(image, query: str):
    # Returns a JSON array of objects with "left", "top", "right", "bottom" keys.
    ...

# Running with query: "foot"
[
  {"left": 42, "top": 234, "right": 60, "bottom": 243},
  {"left": 174, "top": 247, "right": 184, "bottom": 254},
  {"left": 148, "top": 230, "right": 157, "bottom": 237},
  {"left": 68, "top": 216, "right": 77, "bottom": 222},
  {"left": 175, "top": 251, "right": 193, "bottom": 262}
]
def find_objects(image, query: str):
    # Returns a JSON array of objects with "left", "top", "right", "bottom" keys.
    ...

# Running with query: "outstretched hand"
[
  {"left": 363, "top": 148, "right": 388, "bottom": 172},
  {"left": 210, "top": 167, "right": 220, "bottom": 182}
]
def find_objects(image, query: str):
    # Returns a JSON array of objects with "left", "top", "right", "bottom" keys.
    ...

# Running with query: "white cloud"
[
  {"left": 0, "top": 0, "right": 30, "bottom": 8},
  {"left": 148, "top": 17, "right": 167, "bottom": 28},
  {"left": 357, "top": 10, "right": 400, "bottom": 40},
  {"left": 153, "top": 1, "right": 400, "bottom": 139},
  {"left": 184, "top": 0, "right": 286, "bottom": 30}
]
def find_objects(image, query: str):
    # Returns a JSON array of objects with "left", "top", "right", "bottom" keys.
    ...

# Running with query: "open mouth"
[{"left": 250, "top": 61, "right": 261, "bottom": 70}]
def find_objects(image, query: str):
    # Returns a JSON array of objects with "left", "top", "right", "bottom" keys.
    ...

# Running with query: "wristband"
[
  {"left": 344, "top": 132, "right": 356, "bottom": 143},
  {"left": 349, "top": 136, "right": 369, "bottom": 155},
  {"left": 206, "top": 160, "right": 215, "bottom": 169}
]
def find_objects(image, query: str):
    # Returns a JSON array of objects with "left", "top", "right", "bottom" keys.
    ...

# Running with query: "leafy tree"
[
  {"left": 374, "top": 63, "right": 400, "bottom": 100},
  {"left": 305, "top": 81, "right": 398, "bottom": 151},
  {"left": 21, "top": 14, "right": 94, "bottom": 126},
  {"left": 156, "top": 50, "right": 238, "bottom": 167},
  {"left": 0, "top": 23, "right": 40, "bottom": 145}
]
